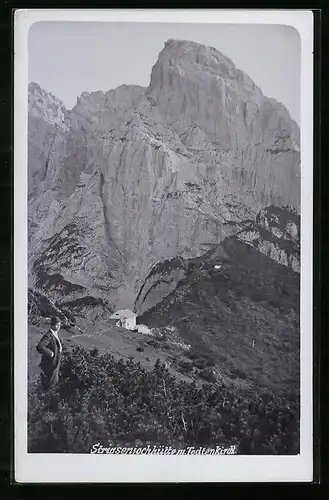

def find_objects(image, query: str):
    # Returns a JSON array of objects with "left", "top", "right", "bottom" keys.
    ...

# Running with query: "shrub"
[
  {"left": 231, "top": 367, "right": 248, "bottom": 380},
  {"left": 190, "top": 354, "right": 215, "bottom": 371},
  {"left": 28, "top": 346, "right": 300, "bottom": 454},
  {"left": 177, "top": 360, "right": 193, "bottom": 375},
  {"left": 147, "top": 339, "right": 161, "bottom": 349},
  {"left": 198, "top": 368, "right": 217, "bottom": 383},
  {"left": 28, "top": 290, "right": 42, "bottom": 326}
]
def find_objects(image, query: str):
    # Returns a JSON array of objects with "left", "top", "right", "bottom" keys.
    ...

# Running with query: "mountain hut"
[{"left": 110, "top": 309, "right": 137, "bottom": 331}]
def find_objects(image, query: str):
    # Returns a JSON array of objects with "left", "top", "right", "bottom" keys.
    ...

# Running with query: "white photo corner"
[{"left": 14, "top": 9, "right": 314, "bottom": 483}]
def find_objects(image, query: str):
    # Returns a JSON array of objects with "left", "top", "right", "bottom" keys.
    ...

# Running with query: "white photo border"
[{"left": 14, "top": 9, "right": 314, "bottom": 483}]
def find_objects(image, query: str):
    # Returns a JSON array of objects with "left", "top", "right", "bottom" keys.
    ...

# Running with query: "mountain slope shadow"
[{"left": 140, "top": 234, "right": 299, "bottom": 397}]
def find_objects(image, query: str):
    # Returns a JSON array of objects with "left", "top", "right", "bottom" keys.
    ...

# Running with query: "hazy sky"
[{"left": 28, "top": 22, "right": 301, "bottom": 124}]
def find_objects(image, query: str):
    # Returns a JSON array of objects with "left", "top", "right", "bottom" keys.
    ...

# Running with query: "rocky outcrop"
[
  {"left": 139, "top": 214, "right": 300, "bottom": 397},
  {"left": 236, "top": 206, "right": 300, "bottom": 272},
  {"left": 28, "top": 39, "right": 300, "bottom": 315},
  {"left": 134, "top": 257, "right": 188, "bottom": 315},
  {"left": 28, "top": 83, "right": 70, "bottom": 255},
  {"left": 134, "top": 205, "right": 300, "bottom": 315}
]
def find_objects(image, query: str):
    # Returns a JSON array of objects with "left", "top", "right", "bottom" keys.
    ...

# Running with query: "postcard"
[{"left": 14, "top": 9, "right": 314, "bottom": 482}]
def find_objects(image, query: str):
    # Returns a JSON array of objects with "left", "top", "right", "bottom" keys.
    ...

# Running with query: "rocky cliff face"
[
  {"left": 147, "top": 40, "right": 300, "bottom": 208},
  {"left": 236, "top": 205, "right": 300, "bottom": 272},
  {"left": 28, "top": 39, "right": 300, "bottom": 316},
  {"left": 28, "top": 83, "right": 70, "bottom": 252}
]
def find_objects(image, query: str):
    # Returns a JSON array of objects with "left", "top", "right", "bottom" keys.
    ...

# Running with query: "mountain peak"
[
  {"left": 28, "top": 39, "right": 300, "bottom": 316},
  {"left": 28, "top": 81, "right": 67, "bottom": 110},
  {"left": 28, "top": 81, "right": 69, "bottom": 129},
  {"left": 147, "top": 38, "right": 300, "bottom": 159},
  {"left": 163, "top": 38, "right": 231, "bottom": 62},
  {"left": 150, "top": 38, "right": 262, "bottom": 95}
]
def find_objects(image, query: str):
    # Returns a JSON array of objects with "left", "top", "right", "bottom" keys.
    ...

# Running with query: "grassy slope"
[
  {"left": 28, "top": 317, "right": 193, "bottom": 389},
  {"left": 29, "top": 234, "right": 299, "bottom": 399},
  {"left": 140, "top": 236, "right": 300, "bottom": 396}
]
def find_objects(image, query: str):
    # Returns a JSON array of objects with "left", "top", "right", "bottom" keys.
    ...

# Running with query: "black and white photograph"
[{"left": 14, "top": 10, "right": 314, "bottom": 482}]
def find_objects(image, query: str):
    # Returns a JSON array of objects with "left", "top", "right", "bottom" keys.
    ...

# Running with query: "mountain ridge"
[{"left": 28, "top": 38, "right": 300, "bottom": 315}]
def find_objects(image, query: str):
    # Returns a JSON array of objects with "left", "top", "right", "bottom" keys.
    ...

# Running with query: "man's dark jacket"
[{"left": 36, "top": 329, "right": 62, "bottom": 377}]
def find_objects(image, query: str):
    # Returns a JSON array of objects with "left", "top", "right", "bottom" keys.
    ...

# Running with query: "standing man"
[{"left": 36, "top": 316, "right": 63, "bottom": 389}]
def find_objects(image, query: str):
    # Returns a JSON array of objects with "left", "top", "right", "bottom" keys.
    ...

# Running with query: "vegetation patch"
[{"left": 28, "top": 346, "right": 299, "bottom": 454}]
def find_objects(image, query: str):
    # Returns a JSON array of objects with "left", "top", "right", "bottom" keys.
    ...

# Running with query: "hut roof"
[{"left": 110, "top": 309, "right": 136, "bottom": 319}]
